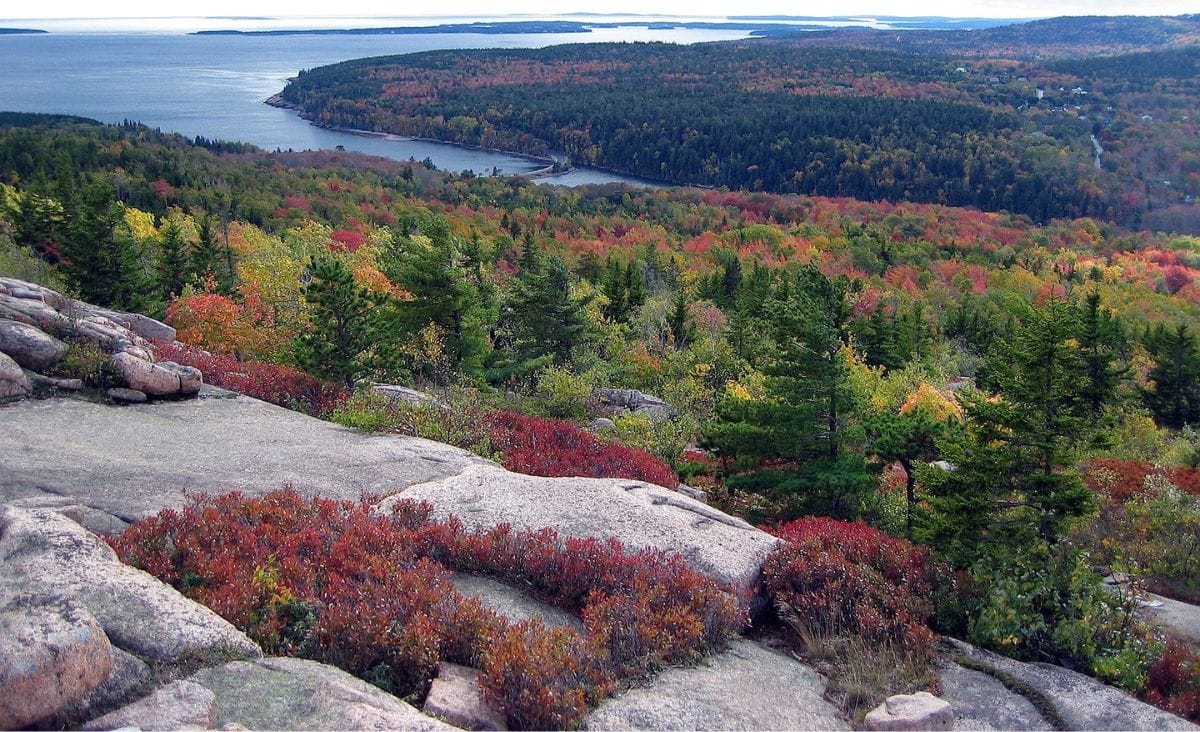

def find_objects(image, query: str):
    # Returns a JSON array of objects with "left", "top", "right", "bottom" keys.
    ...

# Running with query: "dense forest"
[
  {"left": 3, "top": 113, "right": 1200, "bottom": 724},
  {"left": 276, "top": 21, "right": 1200, "bottom": 227}
]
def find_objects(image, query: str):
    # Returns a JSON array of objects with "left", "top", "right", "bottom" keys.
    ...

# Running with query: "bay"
[{"left": 0, "top": 25, "right": 749, "bottom": 185}]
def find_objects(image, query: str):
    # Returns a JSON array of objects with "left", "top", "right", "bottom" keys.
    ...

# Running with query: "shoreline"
[
  {"left": 264, "top": 93, "right": 668, "bottom": 186},
  {"left": 265, "top": 93, "right": 567, "bottom": 176}
]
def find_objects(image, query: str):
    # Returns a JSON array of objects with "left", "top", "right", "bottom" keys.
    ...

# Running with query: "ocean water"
[{"left": 0, "top": 24, "right": 749, "bottom": 183}]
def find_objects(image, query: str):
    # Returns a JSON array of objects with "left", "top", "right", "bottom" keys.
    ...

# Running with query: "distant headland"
[{"left": 0, "top": 28, "right": 47, "bottom": 34}]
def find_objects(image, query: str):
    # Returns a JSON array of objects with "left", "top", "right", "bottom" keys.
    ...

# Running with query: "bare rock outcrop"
[
  {"left": 187, "top": 657, "right": 456, "bottom": 730},
  {"left": 424, "top": 662, "right": 508, "bottom": 731},
  {"left": 0, "top": 582, "right": 115, "bottom": 729},
  {"left": 0, "top": 504, "right": 261, "bottom": 663},
  {"left": 389, "top": 463, "right": 779, "bottom": 607},
  {"left": 0, "top": 276, "right": 197, "bottom": 401},
  {"left": 584, "top": 638, "right": 847, "bottom": 730},
  {"left": 948, "top": 638, "right": 1198, "bottom": 731}
]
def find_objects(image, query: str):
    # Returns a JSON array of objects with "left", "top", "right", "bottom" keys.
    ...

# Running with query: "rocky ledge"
[{"left": 0, "top": 276, "right": 200, "bottom": 402}]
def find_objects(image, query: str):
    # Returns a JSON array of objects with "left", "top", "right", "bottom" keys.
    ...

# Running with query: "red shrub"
[
  {"left": 111, "top": 489, "right": 740, "bottom": 730},
  {"left": 1084, "top": 459, "right": 1200, "bottom": 502},
  {"left": 1143, "top": 640, "right": 1200, "bottom": 722},
  {"left": 156, "top": 342, "right": 347, "bottom": 418},
  {"left": 329, "top": 229, "right": 367, "bottom": 253},
  {"left": 488, "top": 412, "right": 679, "bottom": 488},
  {"left": 762, "top": 517, "right": 937, "bottom": 652}
]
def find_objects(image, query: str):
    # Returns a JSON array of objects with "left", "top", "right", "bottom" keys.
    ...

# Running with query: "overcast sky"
[{"left": 2, "top": 0, "right": 1194, "bottom": 21}]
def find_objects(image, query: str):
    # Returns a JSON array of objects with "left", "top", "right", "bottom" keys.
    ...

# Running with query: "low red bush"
[
  {"left": 156, "top": 341, "right": 347, "bottom": 418},
  {"left": 488, "top": 411, "right": 679, "bottom": 488},
  {"left": 1084, "top": 458, "right": 1200, "bottom": 502},
  {"left": 110, "top": 489, "right": 740, "bottom": 730},
  {"left": 1143, "top": 640, "right": 1200, "bottom": 722},
  {"left": 762, "top": 517, "right": 937, "bottom": 652}
]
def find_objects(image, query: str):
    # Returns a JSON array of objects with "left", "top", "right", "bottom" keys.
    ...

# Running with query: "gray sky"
[{"left": 2, "top": 0, "right": 1197, "bottom": 21}]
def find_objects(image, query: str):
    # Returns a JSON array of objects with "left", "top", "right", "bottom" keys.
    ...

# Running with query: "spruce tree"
[
  {"left": 1143, "top": 323, "right": 1200, "bottom": 428},
  {"left": 921, "top": 301, "right": 1098, "bottom": 568},
  {"left": 158, "top": 219, "right": 189, "bottom": 301},
  {"left": 296, "top": 254, "right": 387, "bottom": 390},
  {"left": 380, "top": 220, "right": 488, "bottom": 378},
  {"left": 60, "top": 178, "right": 154, "bottom": 312},
  {"left": 668, "top": 287, "right": 694, "bottom": 349}
]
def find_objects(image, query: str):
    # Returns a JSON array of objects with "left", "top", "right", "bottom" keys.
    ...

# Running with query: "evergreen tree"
[
  {"left": 668, "top": 287, "right": 694, "bottom": 349},
  {"left": 296, "top": 254, "right": 388, "bottom": 390},
  {"left": 921, "top": 301, "right": 1098, "bottom": 568},
  {"left": 60, "top": 177, "right": 154, "bottom": 312},
  {"left": 489, "top": 246, "right": 589, "bottom": 382},
  {"left": 868, "top": 409, "right": 942, "bottom": 538},
  {"left": 1143, "top": 323, "right": 1200, "bottom": 428},
  {"left": 157, "top": 218, "right": 189, "bottom": 301},
  {"left": 1078, "top": 292, "right": 1123, "bottom": 415},
  {"left": 191, "top": 214, "right": 232, "bottom": 293},
  {"left": 624, "top": 259, "right": 646, "bottom": 315},
  {"left": 705, "top": 265, "right": 872, "bottom": 519},
  {"left": 381, "top": 220, "right": 488, "bottom": 378},
  {"left": 600, "top": 255, "right": 628, "bottom": 322}
]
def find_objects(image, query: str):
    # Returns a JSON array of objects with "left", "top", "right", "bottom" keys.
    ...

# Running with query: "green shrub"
[
  {"left": 532, "top": 367, "right": 597, "bottom": 421},
  {"left": 966, "top": 544, "right": 1160, "bottom": 691},
  {"left": 612, "top": 412, "right": 699, "bottom": 470},
  {"left": 51, "top": 340, "right": 120, "bottom": 388}
]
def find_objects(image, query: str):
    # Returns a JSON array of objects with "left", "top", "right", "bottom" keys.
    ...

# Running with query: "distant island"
[
  {"left": 0, "top": 28, "right": 46, "bottom": 34},
  {"left": 191, "top": 19, "right": 992, "bottom": 37},
  {"left": 193, "top": 20, "right": 595, "bottom": 36}
]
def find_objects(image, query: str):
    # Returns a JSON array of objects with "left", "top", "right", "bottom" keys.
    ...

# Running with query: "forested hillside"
[
  {"left": 3, "top": 114, "right": 1200, "bottom": 725},
  {"left": 276, "top": 18, "right": 1200, "bottom": 226}
]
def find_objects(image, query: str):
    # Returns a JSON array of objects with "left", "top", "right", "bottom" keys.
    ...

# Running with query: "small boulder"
[
  {"left": 110, "top": 351, "right": 182, "bottom": 396},
  {"left": 372, "top": 383, "right": 451, "bottom": 410},
  {"left": 0, "top": 351, "right": 31, "bottom": 399},
  {"left": 864, "top": 691, "right": 954, "bottom": 731},
  {"left": 0, "top": 319, "right": 67, "bottom": 371},
  {"left": 107, "top": 387, "right": 148, "bottom": 403},
  {"left": 589, "top": 417, "right": 617, "bottom": 431},
  {"left": 159, "top": 361, "right": 203, "bottom": 395},
  {"left": 82, "top": 680, "right": 217, "bottom": 731},
  {"left": 424, "top": 662, "right": 508, "bottom": 731},
  {"left": 0, "top": 584, "right": 116, "bottom": 729}
]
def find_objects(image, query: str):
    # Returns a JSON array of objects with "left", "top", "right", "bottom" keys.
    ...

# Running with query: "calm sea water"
[{"left": 0, "top": 25, "right": 749, "bottom": 185}]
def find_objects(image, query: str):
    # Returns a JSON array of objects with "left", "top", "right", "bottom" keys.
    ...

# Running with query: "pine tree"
[
  {"left": 490, "top": 250, "right": 589, "bottom": 382},
  {"left": 380, "top": 221, "right": 488, "bottom": 378},
  {"left": 869, "top": 409, "right": 942, "bottom": 538},
  {"left": 921, "top": 301, "right": 1097, "bottom": 568},
  {"left": 600, "top": 256, "right": 628, "bottom": 322},
  {"left": 296, "top": 254, "right": 387, "bottom": 390},
  {"left": 59, "top": 178, "right": 154, "bottom": 312},
  {"left": 705, "top": 265, "right": 872, "bottom": 519},
  {"left": 1078, "top": 292, "right": 1123, "bottom": 415},
  {"left": 191, "top": 214, "right": 232, "bottom": 293},
  {"left": 668, "top": 287, "right": 694, "bottom": 349},
  {"left": 1143, "top": 323, "right": 1200, "bottom": 428},
  {"left": 158, "top": 219, "right": 189, "bottom": 301}
]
